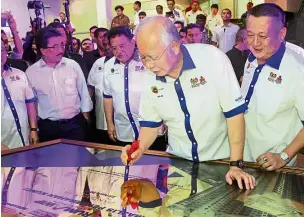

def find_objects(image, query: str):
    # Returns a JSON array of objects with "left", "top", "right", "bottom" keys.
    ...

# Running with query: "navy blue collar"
[
  {"left": 248, "top": 42, "right": 286, "bottom": 70},
  {"left": 156, "top": 45, "right": 196, "bottom": 83}
]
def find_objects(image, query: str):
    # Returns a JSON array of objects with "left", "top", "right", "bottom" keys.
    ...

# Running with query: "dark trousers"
[
  {"left": 117, "top": 135, "right": 167, "bottom": 151},
  {"left": 93, "top": 129, "right": 116, "bottom": 145},
  {"left": 38, "top": 113, "right": 88, "bottom": 142}
]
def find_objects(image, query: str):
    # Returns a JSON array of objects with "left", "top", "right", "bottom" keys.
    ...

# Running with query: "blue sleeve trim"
[
  {"left": 103, "top": 94, "right": 112, "bottom": 98},
  {"left": 139, "top": 120, "right": 163, "bottom": 128},
  {"left": 139, "top": 198, "right": 162, "bottom": 208},
  {"left": 87, "top": 84, "right": 95, "bottom": 90},
  {"left": 223, "top": 103, "right": 248, "bottom": 118},
  {"left": 25, "top": 97, "right": 37, "bottom": 103},
  {"left": 302, "top": 121, "right": 304, "bottom": 126}
]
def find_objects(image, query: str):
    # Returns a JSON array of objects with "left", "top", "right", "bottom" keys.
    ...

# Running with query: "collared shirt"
[
  {"left": 139, "top": 44, "right": 247, "bottom": 162},
  {"left": 26, "top": 57, "right": 93, "bottom": 121},
  {"left": 168, "top": 8, "right": 186, "bottom": 25},
  {"left": 241, "top": 43, "right": 304, "bottom": 165},
  {"left": 103, "top": 51, "right": 147, "bottom": 142},
  {"left": 206, "top": 14, "right": 222, "bottom": 32},
  {"left": 185, "top": 10, "right": 205, "bottom": 24},
  {"left": 212, "top": 23, "right": 240, "bottom": 53},
  {"left": 111, "top": 14, "right": 130, "bottom": 28},
  {"left": 88, "top": 56, "right": 111, "bottom": 130},
  {"left": 286, "top": 42, "right": 304, "bottom": 58},
  {"left": 134, "top": 10, "right": 142, "bottom": 26},
  {"left": 1, "top": 67, "right": 36, "bottom": 149}
]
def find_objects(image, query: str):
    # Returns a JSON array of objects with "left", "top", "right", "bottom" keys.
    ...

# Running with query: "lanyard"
[{"left": 1, "top": 77, "right": 26, "bottom": 146}]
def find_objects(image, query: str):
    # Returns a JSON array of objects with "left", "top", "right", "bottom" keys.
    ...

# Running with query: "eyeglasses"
[
  {"left": 46, "top": 42, "right": 66, "bottom": 50},
  {"left": 139, "top": 42, "right": 171, "bottom": 64}
]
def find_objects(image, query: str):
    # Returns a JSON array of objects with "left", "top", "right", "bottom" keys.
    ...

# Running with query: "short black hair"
[
  {"left": 134, "top": 1, "right": 141, "bottom": 8},
  {"left": 222, "top": 8, "right": 232, "bottom": 15},
  {"left": 186, "top": 24, "right": 203, "bottom": 33},
  {"left": 72, "top": 37, "right": 81, "bottom": 46},
  {"left": 35, "top": 27, "right": 62, "bottom": 55},
  {"left": 59, "top": 12, "right": 65, "bottom": 16},
  {"left": 179, "top": 27, "right": 187, "bottom": 34},
  {"left": 94, "top": 28, "right": 109, "bottom": 38},
  {"left": 167, "top": 0, "right": 175, "bottom": 3},
  {"left": 107, "top": 26, "right": 133, "bottom": 42},
  {"left": 115, "top": 5, "right": 124, "bottom": 11},
  {"left": 139, "top": 11, "right": 146, "bottom": 17},
  {"left": 53, "top": 18, "right": 60, "bottom": 23},
  {"left": 248, "top": 3, "right": 285, "bottom": 28},
  {"left": 156, "top": 5, "right": 163, "bottom": 9},
  {"left": 196, "top": 14, "right": 206, "bottom": 20},
  {"left": 174, "top": 21, "right": 184, "bottom": 27},
  {"left": 81, "top": 38, "right": 91, "bottom": 45},
  {"left": 248, "top": 2, "right": 254, "bottom": 6},
  {"left": 47, "top": 22, "right": 65, "bottom": 30},
  {"left": 89, "top": 26, "right": 98, "bottom": 32},
  {"left": 211, "top": 4, "right": 219, "bottom": 9},
  {"left": 1, "top": 30, "right": 6, "bottom": 35}
]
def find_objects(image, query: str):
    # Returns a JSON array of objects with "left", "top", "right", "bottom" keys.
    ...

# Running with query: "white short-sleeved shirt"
[
  {"left": 26, "top": 57, "right": 93, "bottom": 120},
  {"left": 241, "top": 43, "right": 304, "bottom": 164},
  {"left": 206, "top": 14, "right": 222, "bottom": 32},
  {"left": 185, "top": 10, "right": 205, "bottom": 24},
  {"left": 169, "top": 8, "right": 186, "bottom": 25},
  {"left": 103, "top": 52, "right": 147, "bottom": 142},
  {"left": 88, "top": 56, "right": 111, "bottom": 130},
  {"left": 286, "top": 42, "right": 304, "bottom": 58},
  {"left": 212, "top": 23, "right": 240, "bottom": 53},
  {"left": 1, "top": 67, "right": 36, "bottom": 149},
  {"left": 139, "top": 44, "right": 247, "bottom": 162}
]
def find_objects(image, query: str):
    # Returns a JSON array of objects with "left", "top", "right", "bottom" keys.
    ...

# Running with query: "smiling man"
[
  {"left": 25, "top": 27, "right": 92, "bottom": 142},
  {"left": 242, "top": 3, "right": 304, "bottom": 170},
  {"left": 121, "top": 16, "right": 256, "bottom": 190}
]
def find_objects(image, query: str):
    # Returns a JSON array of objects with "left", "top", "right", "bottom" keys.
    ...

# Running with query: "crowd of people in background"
[{"left": 1, "top": 0, "right": 304, "bottom": 187}]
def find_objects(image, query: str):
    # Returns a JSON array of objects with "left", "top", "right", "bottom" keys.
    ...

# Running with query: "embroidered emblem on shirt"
[
  {"left": 268, "top": 72, "right": 281, "bottom": 84},
  {"left": 199, "top": 76, "right": 207, "bottom": 85},
  {"left": 135, "top": 65, "right": 145, "bottom": 71},
  {"left": 16, "top": 76, "right": 20, "bottom": 80},
  {"left": 111, "top": 68, "right": 115, "bottom": 73},
  {"left": 10, "top": 76, "right": 16, "bottom": 81},
  {"left": 247, "top": 63, "right": 250, "bottom": 69},
  {"left": 98, "top": 66, "right": 103, "bottom": 71},
  {"left": 151, "top": 86, "right": 158, "bottom": 94},
  {"left": 275, "top": 76, "right": 282, "bottom": 84},
  {"left": 191, "top": 76, "right": 207, "bottom": 88}
]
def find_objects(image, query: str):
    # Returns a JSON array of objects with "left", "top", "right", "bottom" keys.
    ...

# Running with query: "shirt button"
[
  {"left": 186, "top": 114, "right": 189, "bottom": 117},
  {"left": 18, "top": 129, "right": 21, "bottom": 131},
  {"left": 126, "top": 100, "right": 128, "bottom": 103},
  {"left": 4, "top": 87, "right": 6, "bottom": 89},
  {"left": 125, "top": 89, "right": 128, "bottom": 91},
  {"left": 194, "top": 156, "right": 197, "bottom": 159},
  {"left": 131, "top": 122, "right": 134, "bottom": 124},
  {"left": 128, "top": 112, "right": 130, "bottom": 114},
  {"left": 257, "top": 69, "right": 260, "bottom": 72},
  {"left": 245, "top": 100, "right": 248, "bottom": 102},
  {"left": 188, "top": 130, "right": 191, "bottom": 133},
  {"left": 12, "top": 108, "right": 15, "bottom": 110},
  {"left": 180, "top": 98, "right": 184, "bottom": 101},
  {"left": 8, "top": 98, "right": 10, "bottom": 100},
  {"left": 193, "top": 142, "right": 196, "bottom": 145},
  {"left": 251, "top": 85, "right": 254, "bottom": 87},
  {"left": 175, "top": 81, "right": 179, "bottom": 85},
  {"left": 16, "top": 119, "right": 18, "bottom": 121}
]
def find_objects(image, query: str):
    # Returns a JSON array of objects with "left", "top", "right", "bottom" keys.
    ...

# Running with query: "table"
[{"left": 1, "top": 139, "right": 304, "bottom": 217}]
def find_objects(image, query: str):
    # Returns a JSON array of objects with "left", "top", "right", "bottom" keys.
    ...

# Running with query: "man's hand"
[
  {"left": 107, "top": 124, "right": 117, "bottom": 142},
  {"left": 226, "top": 167, "right": 256, "bottom": 190},
  {"left": 121, "top": 145, "right": 145, "bottom": 165},
  {"left": 29, "top": 131, "right": 39, "bottom": 145},
  {"left": 7, "top": 13, "right": 17, "bottom": 33},
  {"left": 120, "top": 179, "right": 160, "bottom": 208},
  {"left": 256, "top": 152, "right": 286, "bottom": 171}
]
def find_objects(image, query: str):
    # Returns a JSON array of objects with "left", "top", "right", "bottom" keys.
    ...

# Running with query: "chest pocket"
[{"left": 63, "top": 77, "right": 77, "bottom": 96}]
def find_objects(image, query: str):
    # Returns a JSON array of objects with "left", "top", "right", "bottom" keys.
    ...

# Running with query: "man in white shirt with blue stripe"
[
  {"left": 121, "top": 16, "right": 256, "bottom": 190},
  {"left": 241, "top": 3, "right": 304, "bottom": 170},
  {"left": 103, "top": 27, "right": 166, "bottom": 151}
]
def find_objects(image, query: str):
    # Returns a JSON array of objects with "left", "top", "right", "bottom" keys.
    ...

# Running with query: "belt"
[{"left": 40, "top": 113, "right": 82, "bottom": 124}]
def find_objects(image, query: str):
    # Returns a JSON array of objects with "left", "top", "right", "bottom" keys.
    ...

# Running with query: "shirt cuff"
[
  {"left": 139, "top": 120, "right": 163, "bottom": 128},
  {"left": 223, "top": 103, "right": 248, "bottom": 118},
  {"left": 103, "top": 93, "right": 112, "bottom": 98},
  {"left": 87, "top": 84, "right": 95, "bottom": 89},
  {"left": 25, "top": 97, "right": 37, "bottom": 103}
]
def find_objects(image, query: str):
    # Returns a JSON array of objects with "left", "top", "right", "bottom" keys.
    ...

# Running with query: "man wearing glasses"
[
  {"left": 121, "top": 16, "right": 256, "bottom": 190},
  {"left": 103, "top": 26, "right": 166, "bottom": 150},
  {"left": 25, "top": 27, "right": 93, "bottom": 142}
]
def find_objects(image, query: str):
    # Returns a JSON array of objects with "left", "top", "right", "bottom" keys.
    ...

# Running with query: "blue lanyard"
[
  {"left": 1, "top": 77, "right": 26, "bottom": 147},
  {"left": 2, "top": 167, "right": 16, "bottom": 205}
]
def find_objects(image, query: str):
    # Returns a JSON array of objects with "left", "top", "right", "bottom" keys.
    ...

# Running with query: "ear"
[
  {"left": 40, "top": 48, "right": 47, "bottom": 56},
  {"left": 279, "top": 27, "right": 287, "bottom": 42},
  {"left": 170, "top": 40, "right": 181, "bottom": 55}
]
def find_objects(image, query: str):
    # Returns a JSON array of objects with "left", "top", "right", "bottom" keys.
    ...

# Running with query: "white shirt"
[
  {"left": 134, "top": 9, "right": 142, "bottom": 26},
  {"left": 241, "top": 43, "right": 304, "bottom": 165},
  {"left": 185, "top": 10, "right": 205, "bottom": 24},
  {"left": 88, "top": 56, "right": 110, "bottom": 130},
  {"left": 206, "top": 14, "right": 222, "bottom": 32},
  {"left": 26, "top": 57, "right": 93, "bottom": 120},
  {"left": 1, "top": 67, "right": 36, "bottom": 149},
  {"left": 103, "top": 52, "right": 147, "bottom": 142},
  {"left": 286, "top": 42, "right": 304, "bottom": 58},
  {"left": 212, "top": 23, "right": 240, "bottom": 53},
  {"left": 139, "top": 44, "right": 247, "bottom": 162},
  {"left": 169, "top": 8, "right": 186, "bottom": 25}
]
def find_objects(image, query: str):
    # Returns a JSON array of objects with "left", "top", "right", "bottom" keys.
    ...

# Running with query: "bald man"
[{"left": 121, "top": 16, "right": 256, "bottom": 190}]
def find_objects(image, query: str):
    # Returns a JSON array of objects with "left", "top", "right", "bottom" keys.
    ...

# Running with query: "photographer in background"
[{"left": 1, "top": 11, "right": 23, "bottom": 59}]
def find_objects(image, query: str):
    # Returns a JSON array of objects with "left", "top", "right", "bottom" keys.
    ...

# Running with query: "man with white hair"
[{"left": 121, "top": 16, "right": 256, "bottom": 190}]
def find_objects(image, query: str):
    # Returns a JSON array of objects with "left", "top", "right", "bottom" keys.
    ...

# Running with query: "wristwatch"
[
  {"left": 280, "top": 151, "right": 290, "bottom": 164},
  {"left": 30, "top": 128, "right": 38, "bottom": 132},
  {"left": 229, "top": 160, "right": 245, "bottom": 169}
]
